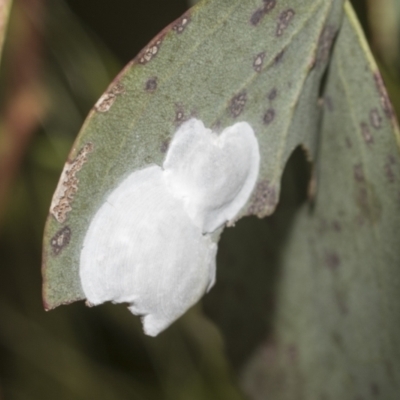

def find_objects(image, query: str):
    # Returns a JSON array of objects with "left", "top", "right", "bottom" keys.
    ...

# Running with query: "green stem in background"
[{"left": 0, "top": 0, "right": 46, "bottom": 225}]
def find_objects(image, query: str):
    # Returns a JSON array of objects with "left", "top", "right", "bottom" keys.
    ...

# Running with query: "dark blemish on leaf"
[
  {"left": 145, "top": 77, "right": 157, "bottom": 92},
  {"left": 211, "top": 120, "right": 222, "bottom": 132},
  {"left": 51, "top": 226, "right": 71, "bottom": 255},
  {"left": 174, "top": 105, "right": 185, "bottom": 124},
  {"left": 161, "top": 139, "right": 170, "bottom": 153},
  {"left": 274, "top": 50, "right": 285, "bottom": 64},
  {"left": 316, "top": 25, "right": 336, "bottom": 65},
  {"left": 371, "top": 383, "right": 380, "bottom": 397},
  {"left": 355, "top": 178, "right": 382, "bottom": 224},
  {"left": 247, "top": 180, "right": 277, "bottom": 217},
  {"left": 374, "top": 72, "right": 395, "bottom": 119},
  {"left": 332, "top": 220, "right": 341, "bottom": 232},
  {"left": 354, "top": 164, "right": 365, "bottom": 182},
  {"left": 250, "top": 8, "right": 265, "bottom": 26},
  {"left": 173, "top": 15, "right": 190, "bottom": 34},
  {"left": 325, "top": 251, "right": 340, "bottom": 270},
  {"left": 308, "top": 167, "right": 318, "bottom": 201},
  {"left": 263, "top": 108, "right": 275, "bottom": 125},
  {"left": 95, "top": 82, "right": 124, "bottom": 113},
  {"left": 263, "top": 0, "right": 276, "bottom": 9},
  {"left": 139, "top": 37, "right": 163, "bottom": 64},
  {"left": 370, "top": 108, "right": 382, "bottom": 129},
  {"left": 268, "top": 88, "right": 277, "bottom": 101},
  {"left": 176, "top": 111, "right": 184, "bottom": 121},
  {"left": 360, "top": 122, "right": 374, "bottom": 144},
  {"left": 250, "top": 0, "right": 276, "bottom": 26},
  {"left": 253, "top": 52, "right": 265, "bottom": 72},
  {"left": 384, "top": 154, "right": 396, "bottom": 183},
  {"left": 276, "top": 9, "right": 295, "bottom": 37},
  {"left": 346, "top": 138, "right": 353, "bottom": 148},
  {"left": 332, "top": 332, "right": 345, "bottom": 349},
  {"left": 51, "top": 143, "right": 94, "bottom": 223},
  {"left": 229, "top": 91, "right": 247, "bottom": 118}
]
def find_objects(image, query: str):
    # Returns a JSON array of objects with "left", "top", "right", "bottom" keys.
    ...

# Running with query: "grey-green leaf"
[
  {"left": 43, "top": 0, "right": 343, "bottom": 308},
  {"left": 206, "top": 3, "right": 400, "bottom": 399}
]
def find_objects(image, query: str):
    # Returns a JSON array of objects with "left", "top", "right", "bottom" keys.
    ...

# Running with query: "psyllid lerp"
[{"left": 80, "top": 118, "right": 260, "bottom": 336}]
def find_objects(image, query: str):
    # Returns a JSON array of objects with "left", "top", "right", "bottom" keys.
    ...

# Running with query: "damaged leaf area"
[
  {"left": 50, "top": 143, "right": 93, "bottom": 224},
  {"left": 42, "top": 0, "right": 343, "bottom": 312}
]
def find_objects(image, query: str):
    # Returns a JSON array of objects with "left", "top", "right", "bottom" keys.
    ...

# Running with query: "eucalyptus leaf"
[
  {"left": 204, "top": 3, "right": 400, "bottom": 399},
  {"left": 43, "top": 0, "right": 343, "bottom": 309}
]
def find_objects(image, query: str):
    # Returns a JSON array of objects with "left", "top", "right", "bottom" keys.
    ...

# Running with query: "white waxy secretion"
[{"left": 80, "top": 118, "right": 260, "bottom": 336}]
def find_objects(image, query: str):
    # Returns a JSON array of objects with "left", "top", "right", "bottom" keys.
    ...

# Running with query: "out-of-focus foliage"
[
  {"left": 0, "top": 0, "right": 12, "bottom": 64},
  {"left": 0, "top": 1, "right": 244, "bottom": 399},
  {"left": 1, "top": 1, "right": 400, "bottom": 399}
]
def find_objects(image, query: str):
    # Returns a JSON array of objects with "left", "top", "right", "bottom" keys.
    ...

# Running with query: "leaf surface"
[
  {"left": 205, "top": 3, "right": 400, "bottom": 398},
  {"left": 43, "top": 0, "right": 343, "bottom": 308}
]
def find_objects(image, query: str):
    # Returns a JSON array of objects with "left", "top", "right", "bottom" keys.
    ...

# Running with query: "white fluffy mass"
[{"left": 80, "top": 118, "right": 259, "bottom": 336}]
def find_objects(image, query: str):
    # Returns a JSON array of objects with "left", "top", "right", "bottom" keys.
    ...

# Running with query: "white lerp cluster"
[{"left": 80, "top": 118, "right": 260, "bottom": 336}]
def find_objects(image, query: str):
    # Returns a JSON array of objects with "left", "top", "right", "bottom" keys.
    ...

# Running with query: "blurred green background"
[{"left": 0, "top": 1, "right": 399, "bottom": 399}]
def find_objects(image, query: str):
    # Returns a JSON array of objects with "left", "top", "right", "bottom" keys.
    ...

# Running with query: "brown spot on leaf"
[
  {"left": 345, "top": 137, "right": 353, "bottom": 148},
  {"left": 50, "top": 143, "right": 93, "bottom": 223},
  {"left": 268, "top": 88, "right": 277, "bottom": 101},
  {"left": 369, "top": 108, "right": 382, "bottom": 129},
  {"left": 95, "top": 82, "right": 124, "bottom": 113},
  {"left": 374, "top": 72, "right": 395, "bottom": 119},
  {"left": 325, "top": 251, "right": 340, "bottom": 270},
  {"left": 139, "top": 37, "right": 163, "bottom": 64},
  {"left": 370, "top": 383, "right": 380, "bottom": 397},
  {"left": 161, "top": 139, "right": 170, "bottom": 153},
  {"left": 248, "top": 180, "right": 277, "bottom": 217},
  {"left": 360, "top": 122, "right": 374, "bottom": 144},
  {"left": 173, "top": 15, "right": 190, "bottom": 34},
  {"left": 384, "top": 154, "right": 396, "bottom": 183},
  {"left": 332, "top": 220, "right": 341, "bottom": 232},
  {"left": 250, "top": 0, "right": 276, "bottom": 26},
  {"left": 316, "top": 25, "right": 336, "bottom": 65},
  {"left": 274, "top": 50, "right": 285, "bottom": 64},
  {"left": 253, "top": 52, "right": 265, "bottom": 72},
  {"left": 276, "top": 9, "right": 295, "bottom": 37},
  {"left": 230, "top": 91, "right": 247, "bottom": 118},
  {"left": 51, "top": 226, "right": 71, "bottom": 255},
  {"left": 354, "top": 164, "right": 365, "bottom": 182},
  {"left": 354, "top": 176, "right": 382, "bottom": 224},
  {"left": 332, "top": 331, "right": 344, "bottom": 349},
  {"left": 263, "top": 108, "right": 275, "bottom": 125},
  {"left": 174, "top": 105, "right": 186, "bottom": 124},
  {"left": 145, "top": 77, "right": 157, "bottom": 92}
]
